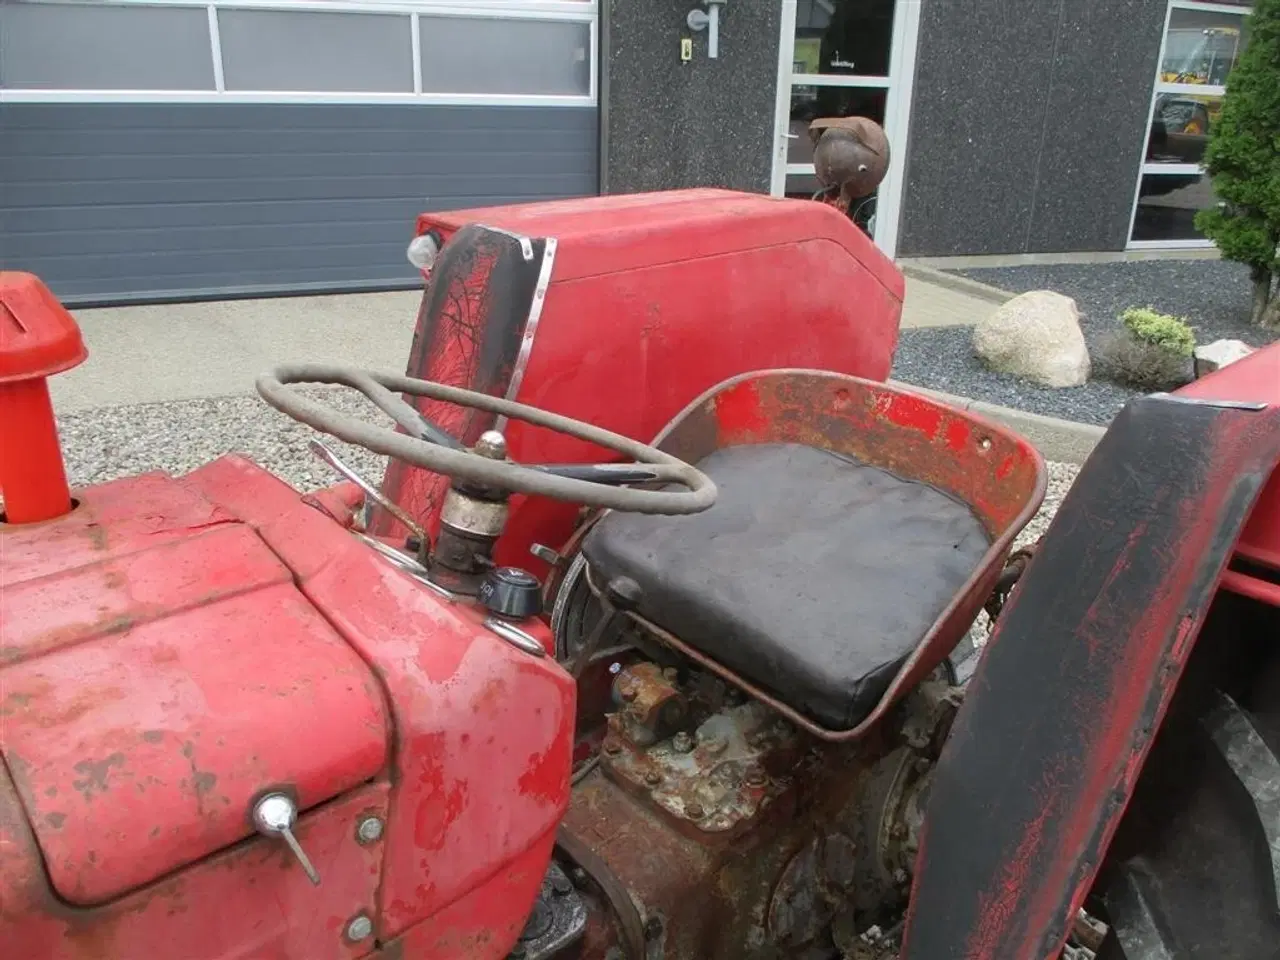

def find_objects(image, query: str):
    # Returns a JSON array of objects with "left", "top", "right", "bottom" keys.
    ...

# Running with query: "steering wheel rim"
[{"left": 256, "top": 363, "right": 717, "bottom": 516}]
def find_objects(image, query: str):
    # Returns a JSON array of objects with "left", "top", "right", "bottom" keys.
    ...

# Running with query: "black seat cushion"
[{"left": 581, "top": 443, "right": 991, "bottom": 729}]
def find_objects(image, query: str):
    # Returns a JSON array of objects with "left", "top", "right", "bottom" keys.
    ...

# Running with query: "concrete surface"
[
  {"left": 902, "top": 248, "right": 1221, "bottom": 271},
  {"left": 51, "top": 272, "right": 997, "bottom": 415},
  {"left": 54, "top": 290, "right": 421, "bottom": 414},
  {"left": 900, "top": 270, "right": 1005, "bottom": 329},
  {"left": 47, "top": 271, "right": 1102, "bottom": 468}
]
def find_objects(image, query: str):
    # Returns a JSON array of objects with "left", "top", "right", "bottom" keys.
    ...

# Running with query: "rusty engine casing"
[{"left": 559, "top": 658, "right": 960, "bottom": 960}]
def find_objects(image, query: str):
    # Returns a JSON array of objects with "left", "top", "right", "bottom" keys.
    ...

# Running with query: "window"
[
  {"left": 0, "top": 0, "right": 597, "bottom": 105},
  {"left": 1127, "top": 0, "right": 1253, "bottom": 248}
]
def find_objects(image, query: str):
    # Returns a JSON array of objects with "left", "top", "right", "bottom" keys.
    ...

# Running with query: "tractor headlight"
[{"left": 406, "top": 230, "right": 442, "bottom": 271}]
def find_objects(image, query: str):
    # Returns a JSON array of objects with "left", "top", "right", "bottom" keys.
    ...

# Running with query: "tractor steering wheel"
[{"left": 256, "top": 363, "right": 717, "bottom": 516}]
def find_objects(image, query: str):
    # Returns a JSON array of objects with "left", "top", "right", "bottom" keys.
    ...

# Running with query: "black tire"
[{"left": 1095, "top": 593, "right": 1280, "bottom": 960}]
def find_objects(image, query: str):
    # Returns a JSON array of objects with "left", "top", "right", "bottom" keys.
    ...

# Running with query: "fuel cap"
[{"left": 479, "top": 566, "right": 542, "bottom": 619}]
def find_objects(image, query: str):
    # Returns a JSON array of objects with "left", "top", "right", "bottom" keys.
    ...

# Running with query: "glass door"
[{"left": 771, "top": 0, "right": 920, "bottom": 256}]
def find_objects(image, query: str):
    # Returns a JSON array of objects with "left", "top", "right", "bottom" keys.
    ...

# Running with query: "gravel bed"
[
  {"left": 955, "top": 459, "right": 1079, "bottom": 670},
  {"left": 893, "top": 326, "right": 1135, "bottom": 426},
  {"left": 50, "top": 390, "right": 1078, "bottom": 679},
  {"left": 56, "top": 389, "right": 1080, "bottom": 532},
  {"left": 58, "top": 388, "right": 392, "bottom": 492},
  {"left": 953, "top": 259, "right": 1276, "bottom": 350},
  {"left": 895, "top": 259, "right": 1279, "bottom": 427}
]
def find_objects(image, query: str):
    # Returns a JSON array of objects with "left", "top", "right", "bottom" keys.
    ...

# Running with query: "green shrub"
[
  {"left": 1096, "top": 332, "right": 1194, "bottom": 392},
  {"left": 1194, "top": 0, "right": 1280, "bottom": 325},
  {"left": 1121, "top": 307, "right": 1197, "bottom": 357}
]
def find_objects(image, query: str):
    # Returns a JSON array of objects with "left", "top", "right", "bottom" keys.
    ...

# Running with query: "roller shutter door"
[{"left": 0, "top": 0, "right": 599, "bottom": 305}]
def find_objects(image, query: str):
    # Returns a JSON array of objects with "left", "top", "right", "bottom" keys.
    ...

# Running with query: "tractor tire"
[{"left": 1095, "top": 594, "right": 1280, "bottom": 960}]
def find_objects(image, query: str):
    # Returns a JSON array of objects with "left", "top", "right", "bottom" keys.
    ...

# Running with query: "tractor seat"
[{"left": 580, "top": 443, "right": 992, "bottom": 730}]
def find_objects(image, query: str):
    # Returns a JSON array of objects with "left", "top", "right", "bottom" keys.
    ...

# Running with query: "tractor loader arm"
[{"left": 899, "top": 392, "right": 1280, "bottom": 960}]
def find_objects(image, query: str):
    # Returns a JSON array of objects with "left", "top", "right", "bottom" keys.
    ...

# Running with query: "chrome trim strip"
[
  {"left": 495, "top": 236, "right": 558, "bottom": 433},
  {"left": 484, "top": 617, "right": 547, "bottom": 657}
]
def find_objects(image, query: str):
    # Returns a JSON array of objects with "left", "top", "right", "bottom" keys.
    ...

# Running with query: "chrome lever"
[
  {"left": 252, "top": 792, "right": 321, "bottom": 886},
  {"left": 308, "top": 438, "right": 428, "bottom": 544}
]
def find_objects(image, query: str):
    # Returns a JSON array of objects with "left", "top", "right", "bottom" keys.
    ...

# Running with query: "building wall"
[
  {"left": 897, "top": 0, "right": 1169, "bottom": 257},
  {"left": 0, "top": 104, "right": 597, "bottom": 305},
  {"left": 0, "top": 0, "right": 598, "bottom": 305},
  {"left": 602, "top": 0, "right": 780, "bottom": 194}
]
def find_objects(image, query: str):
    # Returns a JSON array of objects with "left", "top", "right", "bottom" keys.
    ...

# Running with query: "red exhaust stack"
[{"left": 0, "top": 273, "right": 87, "bottom": 524}]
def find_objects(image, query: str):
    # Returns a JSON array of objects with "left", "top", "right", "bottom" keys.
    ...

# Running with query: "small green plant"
[
  {"left": 1096, "top": 332, "right": 1194, "bottom": 392},
  {"left": 1121, "top": 307, "right": 1197, "bottom": 357}
]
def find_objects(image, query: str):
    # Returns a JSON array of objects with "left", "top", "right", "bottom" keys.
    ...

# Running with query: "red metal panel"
[
  {"left": 372, "top": 827, "right": 558, "bottom": 958},
  {"left": 390, "top": 191, "right": 905, "bottom": 572},
  {"left": 417, "top": 188, "right": 905, "bottom": 296},
  {"left": 0, "top": 470, "right": 235, "bottom": 583},
  {"left": 183, "top": 455, "right": 575, "bottom": 953},
  {"left": 0, "top": 272, "right": 87, "bottom": 523},
  {"left": 1, "top": 523, "right": 283, "bottom": 664},
  {"left": 900, "top": 396, "right": 1280, "bottom": 960},
  {"left": 0, "top": 500, "right": 388, "bottom": 905},
  {"left": 0, "top": 775, "right": 390, "bottom": 960},
  {"left": 1178, "top": 342, "right": 1280, "bottom": 566}
]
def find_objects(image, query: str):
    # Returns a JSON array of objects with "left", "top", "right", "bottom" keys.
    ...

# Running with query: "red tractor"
[{"left": 1, "top": 190, "right": 1278, "bottom": 960}]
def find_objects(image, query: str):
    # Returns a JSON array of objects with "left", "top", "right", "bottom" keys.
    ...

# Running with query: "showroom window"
[
  {"left": 1127, "top": 0, "right": 1253, "bottom": 248},
  {"left": 0, "top": 0, "right": 597, "bottom": 105}
]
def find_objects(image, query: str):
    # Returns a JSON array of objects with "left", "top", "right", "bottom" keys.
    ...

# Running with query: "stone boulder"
[
  {"left": 1193, "top": 338, "right": 1254, "bottom": 378},
  {"left": 972, "top": 290, "right": 1090, "bottom": 388}
]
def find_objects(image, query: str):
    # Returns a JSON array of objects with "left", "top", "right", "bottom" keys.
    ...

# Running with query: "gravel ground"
[
  {"left": 895, "top": 259, "right": 1279, "bottom": 426},
  {"left": 57, "top": 388, "right": 1079, "bottom": 532},
  {"left": 48, "top": 391, "right": 1078, "bottom": 680},
  {"left": 893, "top": 325, "right": 1137, "bottom": 426},
  {"left": 954, "top": 259, "right": 1274, "bottom": 349},
  {"left": 58, "top": 388, "right": 392, "bottom": 492}
]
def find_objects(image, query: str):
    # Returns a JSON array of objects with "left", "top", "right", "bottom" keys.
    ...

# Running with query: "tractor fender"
[{"left": 900, "top": 393, "right": 1280, "bottom": 960}]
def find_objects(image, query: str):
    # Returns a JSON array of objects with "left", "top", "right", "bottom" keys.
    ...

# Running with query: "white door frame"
[{"left": 770, "top": 0, "right": 922, "bottom": 259}]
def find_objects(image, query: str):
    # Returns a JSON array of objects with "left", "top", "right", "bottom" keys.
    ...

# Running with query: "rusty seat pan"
[
  {"left": 583, "top": 441, "right": 992, "bottom": 729},
  {"left": 581, "top": 369, "right": 1047, "bottom": 739}
]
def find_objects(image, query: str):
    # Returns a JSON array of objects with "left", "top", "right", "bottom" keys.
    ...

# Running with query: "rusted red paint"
[
  {"left": 181, "top": 454, "right": 575, "bottom": 950},
  {"left": 372, "top": 827, "right": 557, "bottom": 959},
  {"left": 380, "top": 190, "right": 904, "bottom": 578},
  {"left": 1178, "top": 344, "right": 1280, "bottom": 570},
  {"left": 1, "top": 451, "right": 573, "bottom": 957},
  {"left": 0, "top": 484, "right": 388, "bottom": 906},
  {"left": 900, "top": 391, "right": 1280, "bottom": 960},
  {"left": 1, "top": 774, "right": 391, "bottom": 959},
  {"left": 636, "top": 369, "right": 1046, "bottom": 740}
]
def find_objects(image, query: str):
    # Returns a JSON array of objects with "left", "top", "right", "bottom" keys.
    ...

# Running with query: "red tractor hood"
[{"left": 0, "top": 472, "right": 389, "bottom": 905}]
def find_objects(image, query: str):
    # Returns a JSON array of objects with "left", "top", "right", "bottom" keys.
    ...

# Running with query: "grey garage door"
[{"left": 0, "top": 0, "right": 599, "bottom": 306}]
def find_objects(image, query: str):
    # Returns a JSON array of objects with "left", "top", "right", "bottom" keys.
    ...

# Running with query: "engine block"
[{"left": 554, "top": 660, "right": 961, "bottom": 959}]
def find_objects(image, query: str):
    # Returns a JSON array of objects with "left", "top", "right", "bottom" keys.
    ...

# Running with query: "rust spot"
[
  {"left": 39, "top": 685, "right": 125, "bottom": 728},
  {"left": 151, "top": 644, "right": 180, "bottom": 664},
  {"left": 72, "top": 752, "right": 126, "bottom": 802},
  {"left": 45, "top": 785, "right": 57, "bottom": 798},
  {"left": 182, "top": 741, "right": 218, "bottom": 814},
  {"left": 46, "top": 811, "right": 67, "bottom": 829},
  {"left": 473, "top": 676, "right": 507, "bottom": 714},
  {"left": 0, "top": 690, "right": 34, "bottom": 715},
  {"left": 85, "top": 522, "right": 109, "bottom": 552},
  {"left": 142, "top": 730, "right": 165, "bottom": 744}
]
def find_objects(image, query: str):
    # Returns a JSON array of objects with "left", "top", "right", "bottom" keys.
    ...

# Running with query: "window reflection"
[
  {"left": 1145, "top": 93, "right": 1222, "bottom": 165},
  {"left": 1161, "top": 8, "right": 1249, "bottom": 86},
  {"left": 794, "top": 0, "right": 895, "bottom": 77},
  {"left": 1133, "top": 174, "right": 1218, "bottom": 242},
  {"left": 787, "top": 88, "right": 887, "bottom": 165}
]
